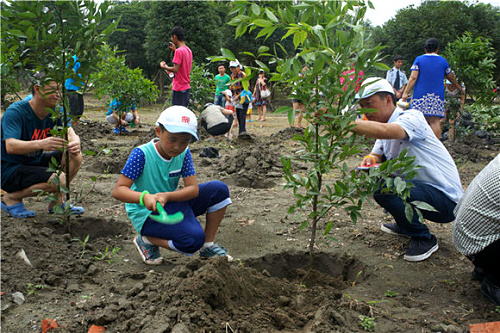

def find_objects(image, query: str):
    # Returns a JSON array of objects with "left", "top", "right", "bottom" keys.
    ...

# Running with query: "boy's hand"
[
  {"left": 143, "top": 193, "right": 155, "bottom": 211},
  {"left": 143, "top": 193, "right": 166, "bottom": 212}
]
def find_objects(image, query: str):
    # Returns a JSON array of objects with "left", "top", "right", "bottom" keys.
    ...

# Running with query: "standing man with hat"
[
  {"left": 351, "top": 77, "right": 463, "bottom": 262},
  {"left": 160, "top": 26, "right": 192, "bottom": 107}
]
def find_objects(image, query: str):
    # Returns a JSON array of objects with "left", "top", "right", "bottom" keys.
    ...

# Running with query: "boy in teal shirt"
[{"left": 113, "top": 106, "right": 232, "bottom": 264}]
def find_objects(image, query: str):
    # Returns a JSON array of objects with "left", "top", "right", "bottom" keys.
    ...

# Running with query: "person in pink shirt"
[{"left": 160, "top": 26, "right": 193, "bottom": 107}]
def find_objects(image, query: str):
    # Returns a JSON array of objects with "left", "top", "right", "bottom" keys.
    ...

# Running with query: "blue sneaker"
[
  {"left": 120, "top": 126, "right": 129, "bottom": 133},
  {"left": 113, "top": 127, "right": 120, "bottom": 134},
  {"left": 48, "top": 203, "right": 84, "bottom": 215},
  {"left": 199, "top": 243, "right": 233, "bottom": 262},
  {"left": 133, "top": 235, "right": 163, "bottom": 265}
]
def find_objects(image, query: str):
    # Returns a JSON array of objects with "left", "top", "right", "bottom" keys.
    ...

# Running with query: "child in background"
[
  {"left": 106, "top": 98, "right": 139, "bottom": 134},
  {"left": 112, "top": 106, "right": 233, "bottom": 264},
  {"left": 222, "top": 89, "right": 237, "bottom": 128},
  {"left": 247, "top": 102, "right": 253, "bottom": 122}
]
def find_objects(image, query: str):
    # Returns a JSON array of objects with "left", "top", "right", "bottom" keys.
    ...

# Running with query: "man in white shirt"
[
  {"left": 351, "top": 78, "right": 463, "bottom": 262},
  {"left": 386, "top": 55, "right": 408, "bottom": 100}
]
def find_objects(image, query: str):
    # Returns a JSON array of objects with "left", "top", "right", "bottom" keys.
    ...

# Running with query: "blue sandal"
[
  {"left": 1, "top": 202, "right": 36, "bottom": 218},
  {"left": 48, "top": 203, "right": 84, "bottom": 215}
]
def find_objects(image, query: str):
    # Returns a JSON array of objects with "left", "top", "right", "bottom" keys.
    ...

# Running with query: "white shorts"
[{"left": 106, "top": 113, "right": 134, "bottom": 125}]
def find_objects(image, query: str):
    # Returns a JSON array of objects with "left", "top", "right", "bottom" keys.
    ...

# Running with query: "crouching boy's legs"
[{"left": 139, "top": 180, "right": 232, "bottom": 264}]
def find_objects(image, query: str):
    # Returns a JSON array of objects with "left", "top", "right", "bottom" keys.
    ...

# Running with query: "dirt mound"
[
  {"left": 81, "top": 127, "right": 155, "bottom": 174},
  {"left": 83, "top": 251, "right": 368, "bottom": 332},
  {"left": 271, "top": 126, "right": 305, "bottom": 141},
  {"left": 444, "top": 133, "right": 498, "bottom": 163},
  {"left": 197, "top": 134, "right": 285, "bottom": 188}
]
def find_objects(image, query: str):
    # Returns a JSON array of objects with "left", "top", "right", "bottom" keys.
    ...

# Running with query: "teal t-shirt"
[
  {"left": 215, "top": 74, "right": 230, "bottom": 95},
  {"left": 124, "top": 140, "right": 189, "bottom": 233}
]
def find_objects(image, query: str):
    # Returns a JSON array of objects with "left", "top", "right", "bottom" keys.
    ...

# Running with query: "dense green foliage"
[
  {"left": 188, "top": 62, "right": 216, "bottom": 112},
  {"left": 92, "top": 44, "right": 159, "bottom": 114},
  {"left": 444, "top": 32, "right": 496, "bottom": 104},
  {"left": 465, "top": 104, "right": 500, "bottom": 137},
  {"left": 371, "top": 1, "right": 500, "bottom": 79},
  {"left": 144, "top": 1, "right": 225, "bottom": 69},
  {"left": 106, "top": 1, "right": 152, "bottom": 77}
]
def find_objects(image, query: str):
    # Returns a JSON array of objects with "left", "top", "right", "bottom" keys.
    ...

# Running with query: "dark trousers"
[
  {"left": 469, "top": 239, "right": 500, "bottom": 280},
  {"left": 172, "top": 89, "right": 190, "bottom": 107},
  {"left": 374, "top": 181, "right": 457, "bottom": 239},
  {"left": 68, "top": 91, "right": 84, "bottom": 117},
  {"left": 236, "top": 103, "right": 249, "bottom": 134},
  {"left": 202, "top": 115, "right": 233, "bottom": 136}
]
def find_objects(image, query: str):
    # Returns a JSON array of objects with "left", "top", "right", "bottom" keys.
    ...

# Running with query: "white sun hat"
[{"left": 156, "top": 106, "right": 198, "bottom": 141}]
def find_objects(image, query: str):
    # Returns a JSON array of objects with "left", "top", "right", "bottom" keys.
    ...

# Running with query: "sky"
[{"left": 365, "top": 0, "right": 500, "bottom": 27}]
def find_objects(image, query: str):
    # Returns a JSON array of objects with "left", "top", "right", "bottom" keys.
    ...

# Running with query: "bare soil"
[{"left": 1, "top": 99, "right": 499, "bottom": 332}]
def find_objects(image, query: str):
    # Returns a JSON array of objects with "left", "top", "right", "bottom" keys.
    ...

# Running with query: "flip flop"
[
  {"left": 48, "top": 203, "right": 85, "bottom": 215},
  {"left": 1, "top": 202, "right": 36, "bottom": 218}
]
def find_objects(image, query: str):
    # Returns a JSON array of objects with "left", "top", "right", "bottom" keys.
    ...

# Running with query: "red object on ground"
[
  {"left": 41, "top": 319, "right": 58, "bottom": 333},
  {"left": 88, "top": 325, "right": 106, "bottom": 333},
  {"left": 469, "top": 321, "right": 500, "bottom": 333}
]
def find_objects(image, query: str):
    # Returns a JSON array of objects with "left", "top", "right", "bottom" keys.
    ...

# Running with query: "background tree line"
[
  {"left": 3, "top": 0, "right": 498, "bottom": 108},
  {"left": 105, "top": 0, "right": 499, "bottom": 82}
]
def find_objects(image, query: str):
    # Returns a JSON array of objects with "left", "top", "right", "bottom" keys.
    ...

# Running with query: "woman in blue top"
[{"left": 402, "top": 38, "right": 463, "bottom": 139}]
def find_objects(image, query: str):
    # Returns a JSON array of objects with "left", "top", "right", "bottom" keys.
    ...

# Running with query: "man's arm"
[
  {"left": 402, "top": 70, "right": 418, "bottom": 102},
  {"left": 351, "top": 119, "right": 407, "bottom": 139},
  {"left": 445, "top": 72, "right": 463, "bottom": 93},
  {"left": 159, "top": 61, "right": 180, "bottom": 73},
  {"left": 5, "top": 136, "right": 65, "bottom": 155}
]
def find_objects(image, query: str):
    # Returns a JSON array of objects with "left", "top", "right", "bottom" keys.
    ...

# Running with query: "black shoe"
[
  {"left": 404, "top": 235, "right": 439, "bottom": 262},
  {"left": 380, "top": 223, "right": 409, "bottom": 238},
  {"left": 472, "top": 267, "right": 488, "bottom": 282},
  {"left": 481, "top": 275, "right": 500, "bottom": 306}
]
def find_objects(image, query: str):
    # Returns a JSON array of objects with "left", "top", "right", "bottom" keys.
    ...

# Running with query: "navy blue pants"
[
  {"left": 236, "top": 103, "right": 249, "bottom": 134},
  {"left": 140, "top": 181, "right": 231, "bottom": 255},
  {"left": 374, "top": 181, "right": 457, "bottom": 239}
]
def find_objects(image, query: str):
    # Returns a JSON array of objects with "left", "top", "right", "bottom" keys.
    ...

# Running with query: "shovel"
[{"left": 149, "top": 202, "right": 184, "bottom": 225}]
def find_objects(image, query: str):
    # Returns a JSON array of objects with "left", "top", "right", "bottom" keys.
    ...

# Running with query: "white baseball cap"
[
  {"left": 156, "top": 106, "right": 198, "bottom": 141},
  {"left": 229, "top": 60, "right": 239, "bottom": 68},
  {"left": 357, "top": 77, "right": 394, "bottom": 100}
]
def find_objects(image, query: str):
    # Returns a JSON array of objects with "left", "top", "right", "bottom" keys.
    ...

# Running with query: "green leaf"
[
  {"left": 251, "top": 3, "right": 260, "bottom": 16},
  {"left": 411, "top": 201, "right": 439, "bottom": 212},
  {"left": 324, "top": 221, "right": 334, "bottom": 235},
  {"left": 220, "top": 48, "right": 235, "bottom": 59},
  {"left": 264, "top": 8, "right": 279, "bottom": 23},
  {"left": 252, "top": 19, "right": 273, "bottom": 28},
  {"left": 394, "top": 177, "right": 406, "bottom": 194},
  {"left": 404, "top": 203, "right": 414, "bottom": 224}
]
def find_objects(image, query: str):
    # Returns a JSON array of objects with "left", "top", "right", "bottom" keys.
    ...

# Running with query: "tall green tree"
[
  {"left": 371, "top": 1, "right": 500, "bottom": 79},
  {"left": 227, "top": 0, "right": 421, "bottom": 253},
  {"left": 92, "top": 44, "right": 159, "bottom": 117},
  {"left": 144, "top": 1, "right": 225, "bottom": 69},
  {"left": 105, "top": 1, "right": 154, "bottom": 77}
]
